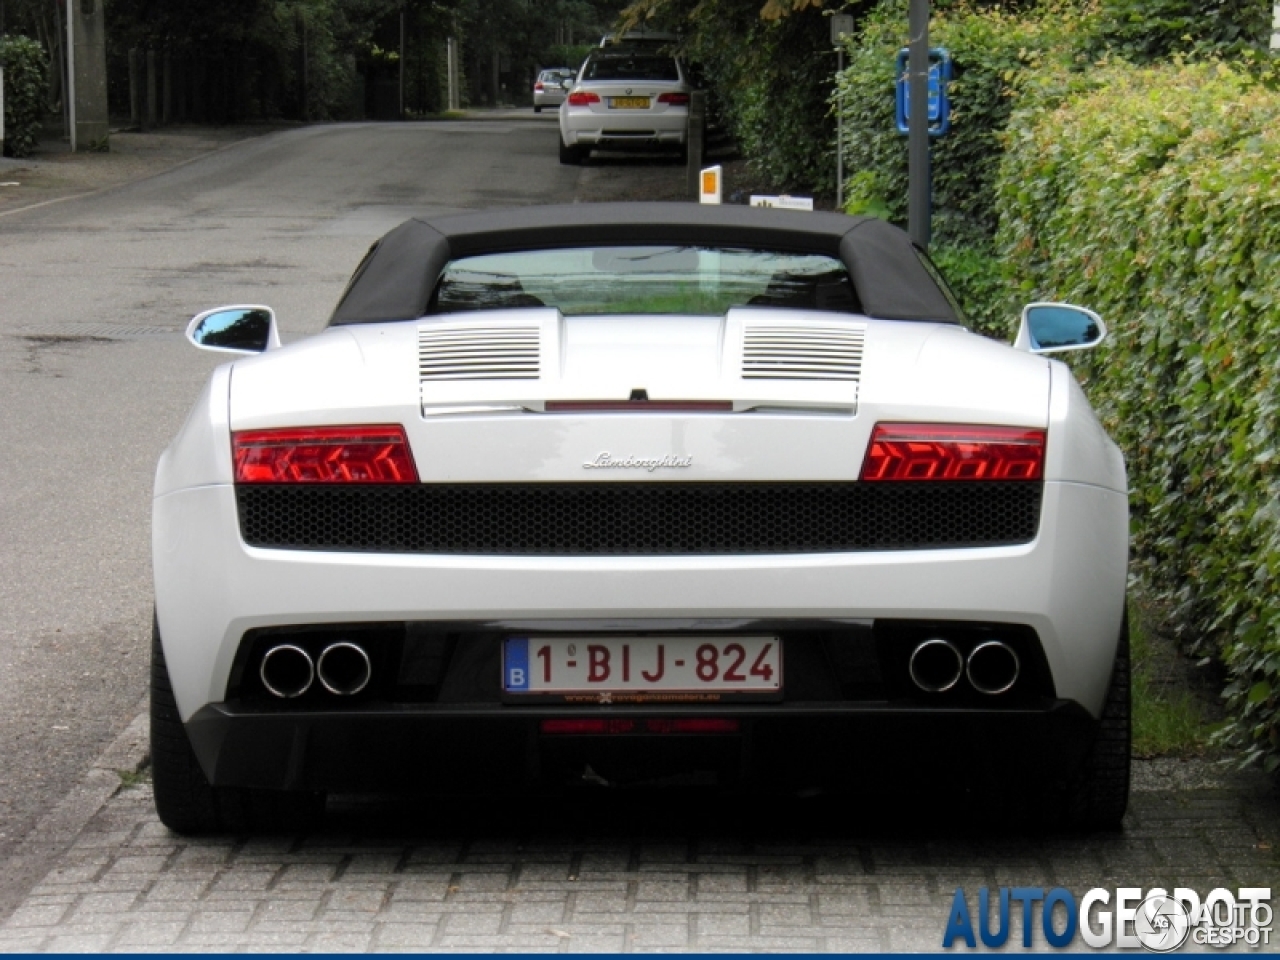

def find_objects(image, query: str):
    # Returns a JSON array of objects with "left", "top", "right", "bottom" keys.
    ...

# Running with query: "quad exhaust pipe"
[
  {"left": 966, "top": 640, "right": 1020, "bottom": 695},
  {"left": 907, "top": 638, "right": 1021, "bottom": 695},
  {"left": 260, "top": 641, "right": 372, "bottom": 698},
  {"left": 317, "top": 641, "right": 372, "bottom": 696},
  {"left": 260, "top": 644, "right": 315, "bottom": 698},
  {"left": 908, "top": 638, "right": 964, "bottom": 693}
]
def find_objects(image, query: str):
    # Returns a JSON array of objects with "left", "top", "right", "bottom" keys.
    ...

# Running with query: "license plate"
[
  {"left": 610, "top": 96, "right": 650, "bottom": 109},
  {"left": 503, "top": 636, "right": 781, "bottom": 694}
]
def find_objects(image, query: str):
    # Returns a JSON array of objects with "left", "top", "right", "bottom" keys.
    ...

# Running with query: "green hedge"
[
  {"left": 837, "top": 0, "right": 1088, "bottom": 336},
  {"left": 697, "top": 5, "right": 838, "bottom": 193},
  {"left": 0, "top": 35, "right": 47, "bottom": 159},
  {"left": 996, "top": 61, "right": 1280, "bottom": 771}
]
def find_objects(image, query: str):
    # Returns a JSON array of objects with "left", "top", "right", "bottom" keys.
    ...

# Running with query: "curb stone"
[{"left": 0, "top": 699, "right": 149, "bottom": 924}]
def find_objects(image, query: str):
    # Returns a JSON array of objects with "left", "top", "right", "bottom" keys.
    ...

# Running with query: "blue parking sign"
[{"left": 896, "top": 47, "right": 952, "bottom": 137}]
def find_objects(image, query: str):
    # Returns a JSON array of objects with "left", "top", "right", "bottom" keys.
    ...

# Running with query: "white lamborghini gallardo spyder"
[{"left": 151, "top": 203, "right": 1129, "bottom": 833}]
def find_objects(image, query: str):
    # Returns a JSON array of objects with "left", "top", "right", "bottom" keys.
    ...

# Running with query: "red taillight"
[
  {"left": 859, "top": 423, "right": 1045, "bottom": 482},
  {"left": 233, "top": 425, "right": 419, "bottom": 484},
  {"left": 567, "top": 91, "right": 600, "bottom": 106},
  {"left": 539, "top": 718, "right": 740, "bottom": 735},
  {"left": 657, "top": 92, "right": 690, "bottom": 105},
  {"left": 534, "top": 82, "right": 545, "bottom": 91}
]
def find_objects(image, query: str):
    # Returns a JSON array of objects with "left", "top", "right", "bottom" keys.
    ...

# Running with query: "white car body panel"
[{"left": 154, "top": 310, "right": 1128, "bottom": 724}]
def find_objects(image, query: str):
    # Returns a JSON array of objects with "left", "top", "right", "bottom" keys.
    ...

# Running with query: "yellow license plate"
[{"left": 610, "top": 97, "right": 650, "bottom": 109}]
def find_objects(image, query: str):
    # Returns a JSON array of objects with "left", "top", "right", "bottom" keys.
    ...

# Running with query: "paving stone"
[
  {"left": 372, "top": 921, "right": 439, "bottom": 948},
  {"left": 2, "top": 753, "right": 1277, "bottom": 955}
]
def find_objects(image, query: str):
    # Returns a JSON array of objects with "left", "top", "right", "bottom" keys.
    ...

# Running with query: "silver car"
[
  {"left": 533, "top": 68, "right": 573, "bottom": 113},
  {"left": 558, "top": 52, "right": 691, "bottom": 164}
]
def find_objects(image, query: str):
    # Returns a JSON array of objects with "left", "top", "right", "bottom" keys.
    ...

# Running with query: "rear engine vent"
[
  {"left": 741, "top": 324, "right": 865, "bottom": 381},
  {"left": 418, "top": 324, "right": 540, "bottom": 381}
]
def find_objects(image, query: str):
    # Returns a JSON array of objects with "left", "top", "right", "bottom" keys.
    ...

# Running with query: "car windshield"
[
  {"left": 430, "top": 246, "right": 861, "bottom": 317},
  {"left": 583, "top": 56, "right": 679, "bottom": 82}
]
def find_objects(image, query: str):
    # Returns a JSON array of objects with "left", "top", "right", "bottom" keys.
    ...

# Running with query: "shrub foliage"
[
  {"left": 837, "top": 0, "right": 1087, "bottom": 337},
  {"left": 0, "top": 35, "right": 48, "bottom": 158},
  {"left": 997, "top": 61, "right": 1280, "bottom": 771}
]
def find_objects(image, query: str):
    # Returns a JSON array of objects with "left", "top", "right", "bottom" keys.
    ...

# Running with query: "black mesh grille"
[{"left": 236, "top": 482, "right": 1041, "bottom": 555}]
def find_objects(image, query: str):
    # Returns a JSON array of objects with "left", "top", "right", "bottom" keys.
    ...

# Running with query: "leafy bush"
[
  {"left": 996, "top": 61, "right": 1280, "bottom": 771},
  {"left": 837, "top": 0, "right": 1087, "bottom": 250},
  {"left": 1083, "top": 0, "right": 1270, "bottom": 62},
  {"left": 0, "top": 35, "right": 48, "bottom": 159},
  {"left": 659, "top": 1, "right": 838, "bottom": 193},
  {"left": 929, "top": 242, "right": 1008, "bottom": 339}
]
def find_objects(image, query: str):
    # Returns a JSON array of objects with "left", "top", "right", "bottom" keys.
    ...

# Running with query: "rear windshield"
[
  {"left": 430, "top": 246, "right": 861, "bottom": 317},
  {"left": 583, "top": 56, "right": 679, "bottom": 82}
]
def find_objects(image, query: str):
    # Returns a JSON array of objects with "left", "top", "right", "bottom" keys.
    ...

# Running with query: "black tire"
[
  {"left": 150, "top": 616, "right": 324, "bottom": 834},
  {"left": 1058, "top": 607, "right": 1131, "bottom": 830},
  {"left": 559, "top": 139, "right": 584, "bottom": 165},
  {"left": 534, "top": 105, "right": 542, "bottom": 113}
]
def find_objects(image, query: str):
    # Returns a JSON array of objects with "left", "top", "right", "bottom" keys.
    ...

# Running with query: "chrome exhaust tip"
[
  {"left": 908, "top": 638, "right": 964, "bottom": 693},
  {"left": 260, "top": 644, "right": 315, "bottom": 698},
  {"left": 317, "top": 642, "right": 372, "bottom": 696},
  {"left": 967, "top": 640, "right": 1021, "bottom": 695}
]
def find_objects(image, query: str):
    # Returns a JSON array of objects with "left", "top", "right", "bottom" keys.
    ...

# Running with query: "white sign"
[{"left": 750, "top": 195, "right": 814, "bottom": 211}]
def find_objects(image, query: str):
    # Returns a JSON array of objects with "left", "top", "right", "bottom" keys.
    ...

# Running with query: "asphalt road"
[{"left": 0, "top": 118, "right": 579, "bottom": 902}]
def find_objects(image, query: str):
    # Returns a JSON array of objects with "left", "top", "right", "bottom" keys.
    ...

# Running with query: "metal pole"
[
  {"left": 67, "top": 0, "right": 76, "bottom": 151},
  {"left": 1272, "top": 1, "right": 1280, "bottom": 51},
  {"left": 836, "top": 49, "right": 844, "bottom": 211},
  {"left": 907, "top": 0, "right": 930, "bottom": 249}
]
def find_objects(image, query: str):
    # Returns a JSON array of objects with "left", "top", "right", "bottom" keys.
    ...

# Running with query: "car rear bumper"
[
  {"left": 187, "top": 698, "right": 1098, "bottom": 793},
  {"left": 561, "top": 111, "right": 688, "bottom": 147},
  {"left": 155, "top": 480, "right": 1127, "bottom": 724}
]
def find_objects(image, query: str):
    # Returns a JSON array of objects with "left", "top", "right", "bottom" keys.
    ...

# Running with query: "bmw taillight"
[
  {"left": 567, "top": 91, "right": 600, "bottom": 106},
  {"left": 860, "top": 424, "right": 1045, "bottom": 482},
  {"left": 657, "top": 92, "right": 690, "bottom": 105},
  {"left": 233, "top": 425, "right": 419, "bottom": 484}
]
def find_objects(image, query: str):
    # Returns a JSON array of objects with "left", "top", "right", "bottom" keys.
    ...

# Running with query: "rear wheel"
[
  {"left": 534, "top": 105, "right": 542, "bottom": 113},
  {"left": 559, "top": 139, "right": 585, "bottom": 165},
  {"left": 1056, "top": 607, "right": 1131, "bottom": 830},
  {"left": 150, "top": 616, "right": 324, "bottom": 834}
]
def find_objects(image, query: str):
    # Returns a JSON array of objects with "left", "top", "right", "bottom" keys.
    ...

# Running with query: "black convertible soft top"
[{"left": 329, "top": 202, "right": 960, "bottom": 326}]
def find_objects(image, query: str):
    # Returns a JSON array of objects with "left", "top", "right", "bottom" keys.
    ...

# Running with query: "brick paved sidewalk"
[{"left": 0, "top": 735, "right": 1275, "bottom": 953}]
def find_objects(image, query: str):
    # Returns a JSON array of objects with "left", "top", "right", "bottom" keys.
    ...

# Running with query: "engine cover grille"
[{"left": 236, "top": 482, "right": 1042, "bottom": 555}]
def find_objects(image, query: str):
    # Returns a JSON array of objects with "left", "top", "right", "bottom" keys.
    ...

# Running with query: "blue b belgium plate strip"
[{"left": 504, "top": 637, "right": 529, "bottom": 692}]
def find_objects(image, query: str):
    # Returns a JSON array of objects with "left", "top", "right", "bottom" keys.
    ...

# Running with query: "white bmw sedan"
[
  {"left": 152, "top": 203, "right": 1129, "bottom": 833},
  {"left": 558, "top": 52, "right": 691, "bottom": 164}
]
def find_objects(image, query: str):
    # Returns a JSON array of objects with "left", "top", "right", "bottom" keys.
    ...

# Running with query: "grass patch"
[
  {"left": 116, "top": 767, "right": 150, "bottom": 790},
  {"left": 1130, "top": 612, "right": 1213, "bottom": 758}
]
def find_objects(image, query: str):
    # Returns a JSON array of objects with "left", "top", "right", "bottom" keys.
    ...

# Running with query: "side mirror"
[
  {"left": 561, "top": 78, "right": 575, "bottom": 91},
  {"left": 1014, "top": 302, "right": 1106, "bottom": 355},
  {"left": 186, "top": 305, "right": 281, "bottom": 355}
]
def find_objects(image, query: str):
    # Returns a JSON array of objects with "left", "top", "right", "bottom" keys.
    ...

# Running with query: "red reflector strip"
[
  {"left": 567, "top": 91, "right": 600, "bottom": 106},
  {"left": 544, "top": 401, "right": 733, "bottom": 413},
  {"left": 233, "top": 425, "right": 419, "bottom": 484},
  {"left": 645, "top": 718, "right": 739, "bottom": 734},
  {"left": 860, "top": 423, "right": 1045, "bottom": 482},
  {"left": 540, "top": 719, "right": 636, "bottom": 735},
  {"left": 539, "top": 718, "right": 739, "bottom": 735}
]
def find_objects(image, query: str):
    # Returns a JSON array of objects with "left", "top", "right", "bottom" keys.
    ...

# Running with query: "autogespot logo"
[{"left": 942, "top": 886, "right": 1273, "bottom": 951}]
